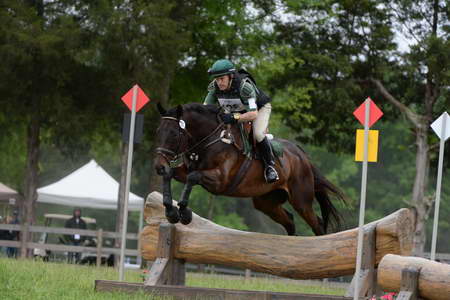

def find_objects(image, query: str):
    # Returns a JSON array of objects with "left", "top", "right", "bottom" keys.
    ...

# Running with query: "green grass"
[
  {"left": 0, "top": 258, "right": 154, "bottom": 300},
  {"left": 0, "top": 258, "right": 346, "bottom": 299}
]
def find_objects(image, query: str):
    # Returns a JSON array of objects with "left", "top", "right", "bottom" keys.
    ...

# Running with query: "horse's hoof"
[
  {"left": 179, "top": 207, "right": 192, "bottom": 225},
  {"left": 165, "top": 207, "right": 180, "bottom": 224}
]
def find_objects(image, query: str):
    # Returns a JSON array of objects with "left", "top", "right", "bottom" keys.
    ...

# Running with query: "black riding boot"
[{"left": 258, "top": 137, "right": 279, "bottom": 183}]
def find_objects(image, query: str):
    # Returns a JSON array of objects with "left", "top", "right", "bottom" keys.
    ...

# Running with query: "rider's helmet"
[{"left": 208, "top": 59, "right": 236, "bottom": 78}]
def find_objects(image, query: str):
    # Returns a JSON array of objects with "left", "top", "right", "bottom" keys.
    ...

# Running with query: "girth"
[{"left": 222, "top": 156, "right": 253, "bottom": 195}]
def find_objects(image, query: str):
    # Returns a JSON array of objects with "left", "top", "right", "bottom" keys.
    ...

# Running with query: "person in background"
[
  {"left": 0, "top": 216, "right": 10, "bottom": 256},
  {"left": 64, "top": 208, "right": 87, "bottom": 263},
  {"left": 6, "top": 210, "right": 20, "bottom": 258}
]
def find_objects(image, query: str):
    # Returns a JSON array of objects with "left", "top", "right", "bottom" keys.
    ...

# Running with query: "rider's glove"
[{"left": 221, "top": 113, "right": 238, "bottom": 124}]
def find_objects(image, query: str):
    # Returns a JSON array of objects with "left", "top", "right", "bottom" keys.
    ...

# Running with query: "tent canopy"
[
  {"left": 0, "top": 182, "right": 20, "bottom": 203},
  {"left": 37, "top": 160, "right": 143, "bottom": 211}
]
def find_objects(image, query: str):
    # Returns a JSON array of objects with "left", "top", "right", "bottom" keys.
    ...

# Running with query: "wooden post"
[
  {"left": 396, "top": 267, "right": 419, "bottom": 300},
  {"left": 197, "top": 264, "right": 205, "bottom": 272},
  {"left": 96, "top": 229, "right": 103, "bottom": 267},
  {"left": 245, "top": 269, "right": 251, "bottom": 280},
  {"left": 144, "top": 223, "right": 185, "bottom": 286},
  {"left": 346, "top": 224, "right": 378, "bottom": 299}
]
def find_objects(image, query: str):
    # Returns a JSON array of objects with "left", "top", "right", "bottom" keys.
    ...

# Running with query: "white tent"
[
  {"left": 37, "top": 160, "right": 143, "bottom": 211},
  {"left": 0, "top": 182, "right": 20, "bottom": 202}
]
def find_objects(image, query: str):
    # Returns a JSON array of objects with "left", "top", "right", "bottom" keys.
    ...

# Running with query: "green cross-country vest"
[{"left": 213, "top": 69, "right": 272, "bottom": 111}]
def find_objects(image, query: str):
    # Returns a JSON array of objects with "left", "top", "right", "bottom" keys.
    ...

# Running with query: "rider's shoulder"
[
  {"left": 207, "top": 80, "right": 216, "bottom": 92},
  {"left": 240, "top": 78, "right": 256, "bottom": 98}
]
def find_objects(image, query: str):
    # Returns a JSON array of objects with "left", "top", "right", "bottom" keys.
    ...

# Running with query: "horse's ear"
[
  {"left": 176, "top": 105, "right": 183, "bottom": 119},
  {"left": 157, "top": 102, "right": 166, "bottom": 115}
]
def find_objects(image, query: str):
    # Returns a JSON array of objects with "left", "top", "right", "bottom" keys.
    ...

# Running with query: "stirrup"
[{"left": 264, "top": 166, "right": 279, "bottom": 183}]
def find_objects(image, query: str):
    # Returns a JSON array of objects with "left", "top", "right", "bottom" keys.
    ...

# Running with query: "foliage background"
[{"left": 0, "top": 0, "right": 448, "bottom": 253}]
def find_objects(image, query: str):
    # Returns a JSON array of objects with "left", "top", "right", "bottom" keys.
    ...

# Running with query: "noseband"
[{"left": 155, "top": 116, "right": 225, "bottom": 169}]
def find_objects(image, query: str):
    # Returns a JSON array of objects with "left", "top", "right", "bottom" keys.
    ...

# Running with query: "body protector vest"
[{"left": 213, "top": 69, "right": 272, "bottom": 113}]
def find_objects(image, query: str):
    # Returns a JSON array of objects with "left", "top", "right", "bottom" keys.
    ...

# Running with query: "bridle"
[{"left": 155, "top": 116, "right": 225, "bottom": 169}]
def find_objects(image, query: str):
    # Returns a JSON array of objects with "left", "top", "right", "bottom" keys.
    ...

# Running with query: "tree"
[
  {"left": 0, "top": 0, "right": 279, "bottom": 242},
  {"left": 0, "top": 0, "right": 104, "bottom": 230},
  {"left": 369, "top": 0, "right": 449, "bottom": 253},
  {"left": 264, "top": 0, "right": 449, "bottom": 253}
]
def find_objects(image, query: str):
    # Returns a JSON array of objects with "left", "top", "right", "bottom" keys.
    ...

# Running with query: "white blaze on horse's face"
[
  {"left": 179, "top": 120, "right": 186, "bottom": 129},
  {"left": 215, "top": 75, "right": 231, "bottom": 91}
]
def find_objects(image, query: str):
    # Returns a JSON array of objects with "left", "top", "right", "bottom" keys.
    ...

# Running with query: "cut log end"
[{"left": 378, "top": 254, "right": 450, "bottom": 300}]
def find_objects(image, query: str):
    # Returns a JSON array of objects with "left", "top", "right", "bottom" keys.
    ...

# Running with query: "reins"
[
  {"left": 156, "top": 112, "right": 254, "bottom": 195},
  {"left": 155, "top": 116, "right": 225, "bottom": 168}
]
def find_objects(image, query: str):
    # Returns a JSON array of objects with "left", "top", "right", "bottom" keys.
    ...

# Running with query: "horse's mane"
[{"left": 165, "top": 103, "right": 220, "bottom": 118}]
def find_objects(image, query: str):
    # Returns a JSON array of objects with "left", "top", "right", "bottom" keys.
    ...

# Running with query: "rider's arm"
[
  {"left": 237, "top": 80, "right": 258, "bottom": 122},
  {"left": 203, "top": 81, "right": 217, "bottom": 105},
  {"left": 238, "top": 110, "right": 258, "bottom": 122},
  {"left": 203, "top": 91, "right": 216, "bottom": 105}
]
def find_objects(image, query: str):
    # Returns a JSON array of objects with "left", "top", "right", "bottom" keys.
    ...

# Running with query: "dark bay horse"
[{"left": 154, "top": 103, "right": 346, "bottom": 236}]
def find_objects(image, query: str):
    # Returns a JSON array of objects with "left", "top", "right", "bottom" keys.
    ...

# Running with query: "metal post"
[
  {"left": 430, "top": 114, "right": 447, "bottom": 261},
  {"left": 137, "top": 207, "right": 144, "bottom": 266},
  {"left": 354, "top": 98, "right": 370, "bottom": 300},
  {"left": 119, "top": 85, "right": 138, "bottom": 281}
]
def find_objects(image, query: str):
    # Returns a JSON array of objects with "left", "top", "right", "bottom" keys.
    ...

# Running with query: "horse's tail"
[{"left": 311, "top": 164, "right": 347, "bottom": 233}]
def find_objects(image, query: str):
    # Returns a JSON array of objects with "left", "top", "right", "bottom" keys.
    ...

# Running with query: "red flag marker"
[
  {"left": 353, "top": 97, "right": 383, "bottom": 128},
  {"left": 121, "top": 84, "right": 150, "bottom": 112}
]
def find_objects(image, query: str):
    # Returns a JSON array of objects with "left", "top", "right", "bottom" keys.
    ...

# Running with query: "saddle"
[
  {"left": 220, "top": 122, "right": 283, "bottom": 159},
  {"left": 220, "top": 122, "right": 283, "bottom": 195}
]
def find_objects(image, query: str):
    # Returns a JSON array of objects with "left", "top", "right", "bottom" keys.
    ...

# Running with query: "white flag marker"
[{"left": 430, "top": 112, "right": 449, "bottom": 261}]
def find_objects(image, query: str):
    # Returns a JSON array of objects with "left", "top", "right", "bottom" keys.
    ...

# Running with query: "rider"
[{"left": 203, "top": 59, "right": 279, "bottom": 183}]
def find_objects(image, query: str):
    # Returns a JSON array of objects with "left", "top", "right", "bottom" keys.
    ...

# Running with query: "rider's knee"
[{"left": 254, "top": 130, "right": 266, "bottom": 143}]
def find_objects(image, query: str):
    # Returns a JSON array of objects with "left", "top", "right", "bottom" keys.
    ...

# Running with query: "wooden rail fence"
[{"left": 0, "top": 224, "right": 139, "bottom": 266}]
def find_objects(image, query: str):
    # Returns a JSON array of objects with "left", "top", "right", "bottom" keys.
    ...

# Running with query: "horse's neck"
[{"left": 187, "top": 114, "right": 219, "bottom": 145}]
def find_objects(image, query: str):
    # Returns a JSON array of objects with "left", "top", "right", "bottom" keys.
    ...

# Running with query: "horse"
[{"left": 154, "top": 102, "right": 347, "bottom": 236}]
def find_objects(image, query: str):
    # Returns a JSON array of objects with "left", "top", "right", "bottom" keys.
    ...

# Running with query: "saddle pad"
[
  {"left": 238, "top": 124, "right": 283, "bottom": 159},
  {"left": 270, "top": 140, "right": 284, "bottom": 158}
]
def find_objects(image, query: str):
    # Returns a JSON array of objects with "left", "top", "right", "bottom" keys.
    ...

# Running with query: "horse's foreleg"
[
  {"left": 162, "top": 169, "right": 180, "bottom": 224},
  {"left": 178, "top": 171, "right": 202, "bottom": 225}
]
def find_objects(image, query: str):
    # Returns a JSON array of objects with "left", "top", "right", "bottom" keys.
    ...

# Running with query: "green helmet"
[{"left": 208, "top": 59, "right": 236, "bottom": 78}]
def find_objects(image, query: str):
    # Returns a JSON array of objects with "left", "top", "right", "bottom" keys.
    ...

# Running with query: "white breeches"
[{"left": 253, "top": 103, "right": 271, "bottom": 143}]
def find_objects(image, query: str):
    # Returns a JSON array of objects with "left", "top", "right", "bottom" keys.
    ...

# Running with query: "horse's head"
[{"left": 154, "top": 103, "right": 220, "bottom": 176}]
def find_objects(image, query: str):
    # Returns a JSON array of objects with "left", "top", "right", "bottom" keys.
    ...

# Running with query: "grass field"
[{"left": 0, "top": 257, "right": 347, "bottom": 299}]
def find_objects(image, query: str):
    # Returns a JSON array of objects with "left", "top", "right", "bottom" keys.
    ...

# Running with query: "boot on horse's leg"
[
  {"left": 165, "top": 204, "right": 180, "bottom": 224},
  {"left": 162, "top": 171, "right": 180, "bottom": 224},
  {"left": 178, "top": 188, "right": 193, "bottom": 225},
  {"left": 178, "top": 172, "right": 201, "bottom": 225},
  {"left": 257, "top": 137, "right": 279, "bottom": 183}
]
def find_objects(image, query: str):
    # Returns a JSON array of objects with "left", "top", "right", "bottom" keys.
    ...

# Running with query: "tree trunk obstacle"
[
  {"left": 378, "top": 254, "right": 450, "bottom": 300},
  {"left": 95, "top": 192, "right": 418, "bottom": 300},
  {"left": 140, "top": 192, "right": 415, "bottom": 280}
]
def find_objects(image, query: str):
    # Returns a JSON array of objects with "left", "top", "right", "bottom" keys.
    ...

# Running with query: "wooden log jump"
[
  {"left": 97, "top": 220, "right": 354, "bottom": 300},
  {"left": 140, "top": 192, "right": 415, "bottom": 280},
  {"left": 378, "top": 254, "right": 450, "bottom": 300}
]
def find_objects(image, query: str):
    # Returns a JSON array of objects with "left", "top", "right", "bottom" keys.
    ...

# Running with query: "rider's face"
[{"left": 215, "top": 75, "right": 231, "bottom": 91}]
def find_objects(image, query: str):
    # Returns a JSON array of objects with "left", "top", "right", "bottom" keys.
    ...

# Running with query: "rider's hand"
[{"left": 221, "top": 113, "right": 237, "bottom": 124}]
